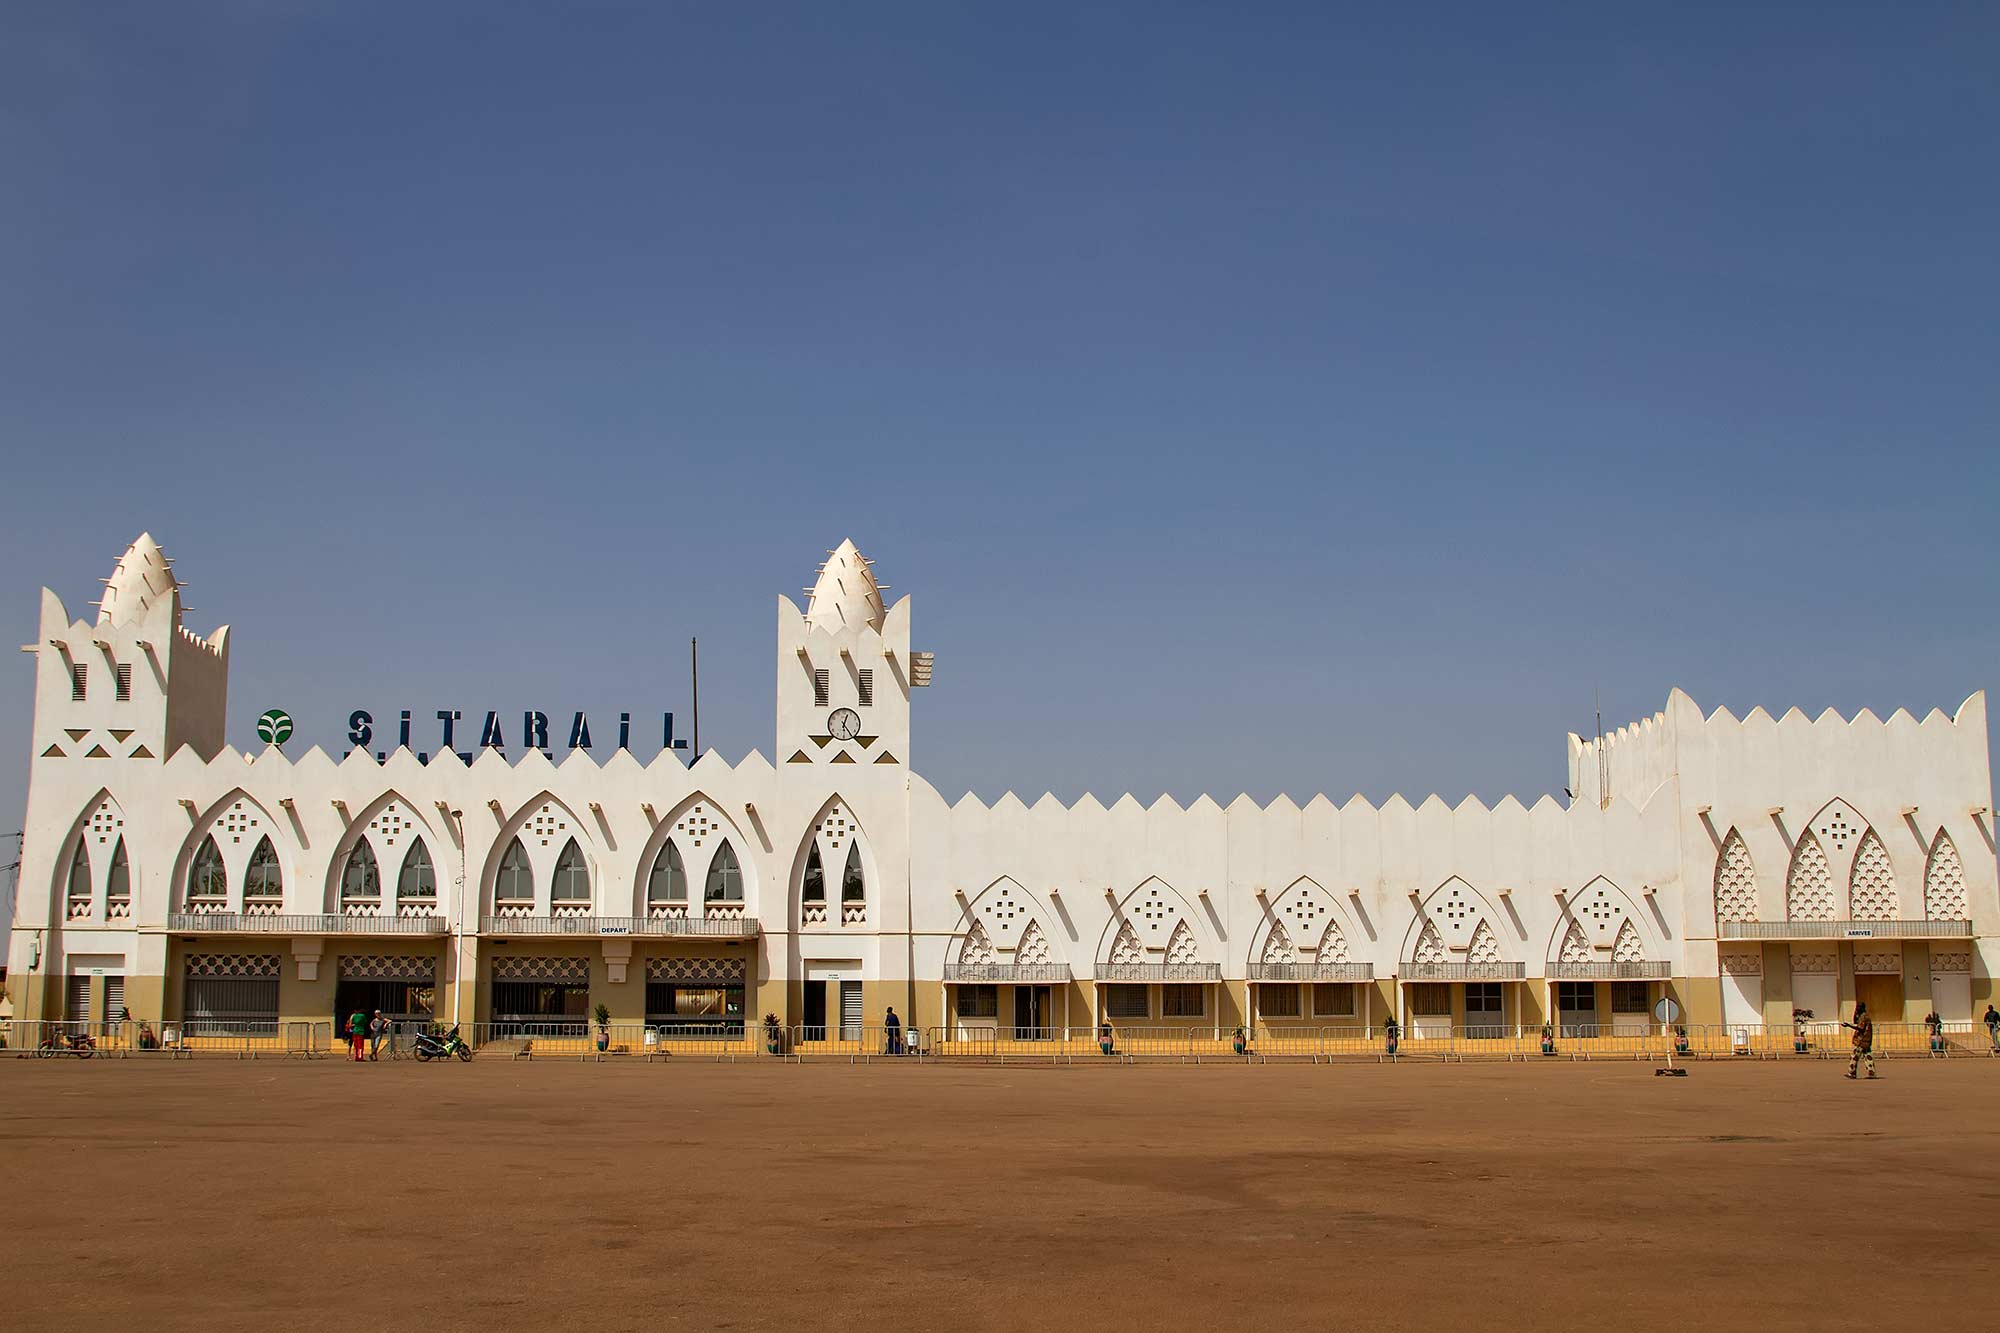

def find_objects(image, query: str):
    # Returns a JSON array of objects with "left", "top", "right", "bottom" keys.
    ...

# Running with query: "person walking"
[
  {"left": 883, "top": 1005, "right": 903, "bottom": 1056},
  {"left": 368, "top": 1010, "right": 388, "bottom": 1061},
  {"left": 1984, "top": 1003, "right": 1999, "bottom": 1052},
  {"left": 1842, "top": 1001, "right": 1876, "bottom": 1080},
  {"left": 347, "top": 1008, "right": 368, "bottom": 1063}
]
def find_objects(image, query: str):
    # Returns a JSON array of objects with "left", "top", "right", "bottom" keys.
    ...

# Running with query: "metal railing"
[
  {"left": 1400, "top": 963, "right": 1528, "bottom": 980},
  {"left": 1093, "top": 963, "right": 1224, "bottom": 982},
  {"left": 1247, "top": 963, "right": 1375, "bottom": 981},
  {"left": 1544, "top": 962, "right": 1671, "bottom": 980},
  {"left": 478, "top": 914, "right": 760, "bottom": 938},
  {"left": 1717, "top": 919, "right": 1972, "bottom": 940},
  {"left": 168, "top": 912, "right": 448, "bottom": 934},
  {"left": 942, "top": 963, "right": 1074, "bottom": 983},
  {"left": 10, "top": 1015, "right": 1994, "bottom": 1065}
]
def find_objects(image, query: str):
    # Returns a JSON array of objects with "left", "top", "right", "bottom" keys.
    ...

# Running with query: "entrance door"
[
  {"left": 1855, "top": 973, "right": 1903, "bottom": 1025},
  {"left": 1014, "top": 986, "right": 1049, "bottom": 1039},
  {"left": 1931, "top": 971, "right": 1971, "bottom": 1024},
  {"left": 1463, "top": 983, "right": 1505, "bottom": 1039},
  {"left": 838, "top": 981, "right": 863, "bottom": 1041},
  {"left": 1721, "top": 970, "right": 1762, "bottom": 1030},
  {"left": 1556, "top": 981, "right": 1596, "bottom": 1038},
  {"left": 802, "top": 981, "right": 827, "bottom": 1042}
]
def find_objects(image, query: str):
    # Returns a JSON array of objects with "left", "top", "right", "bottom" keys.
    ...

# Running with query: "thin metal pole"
[
  {"left": 691, "top": 637, "right": 700, "bottom": 757},
  {"left": 451, "top": 808, "right": 466, "bottom": 1029}
]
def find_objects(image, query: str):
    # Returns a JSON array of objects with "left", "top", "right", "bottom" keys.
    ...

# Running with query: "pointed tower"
[
  {"left": 96, "top": 532, "right": 181, "bottom": 628},
  {"left": 804, "top": 538, "right": 887, "bottom": 634},
  {"left": 777, "top": 539, "right": 925, "bottom": 770},
  {"left": 28, "top": 533, "right": 230, "bottom": 768}
]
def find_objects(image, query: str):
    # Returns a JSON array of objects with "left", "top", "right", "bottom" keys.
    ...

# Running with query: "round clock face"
[{"left": 827, "top": 707, "right": 861, "bottom": 740}]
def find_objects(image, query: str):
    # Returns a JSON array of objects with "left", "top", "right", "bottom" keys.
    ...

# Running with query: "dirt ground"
[{"left": 1, "top": 1056, "right": 1995, "bottom": 1331}]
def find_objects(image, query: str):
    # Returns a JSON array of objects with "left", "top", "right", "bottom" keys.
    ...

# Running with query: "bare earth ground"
[{"left": 2, "top": 1057, "right": 1996, "bottom": 1331}]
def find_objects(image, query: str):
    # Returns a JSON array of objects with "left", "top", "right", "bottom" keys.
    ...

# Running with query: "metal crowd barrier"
[
  {"left": 455, "top": 1021, "right": 760, "bottom": 1061},
  {"left": 5, "top": 1016, "right": 1996, "bottom": 1066}
]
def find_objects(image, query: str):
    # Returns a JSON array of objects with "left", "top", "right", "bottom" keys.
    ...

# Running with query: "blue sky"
[{"left": 1, "top": 3, "right": 1995, "bottom": 871}]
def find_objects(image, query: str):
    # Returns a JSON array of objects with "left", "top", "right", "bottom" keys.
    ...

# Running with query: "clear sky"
[{"left": 1, "top": 4, "right": 1995, "bottom": 887}]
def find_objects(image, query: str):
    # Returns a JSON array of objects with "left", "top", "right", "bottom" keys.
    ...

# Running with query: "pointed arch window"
[
  {"left": 841, "top": 843, "right": 865, "bottom": 903},
  {"left": 398, "top": 843, "right": 436, "bottom": 903},
  {"left": 339, "top": 840, "right": 379, "bottom": 906},
  {"left": 552, "top": 838, "right": 591, "bottom": 905},
  {"left": 106, "top": 839, "right": 131, "bottom": 911},
  {"left": 648, "top": 840, "right": 688, "bottom": 905},
  {"left": 801, "top": 844, "right": 825, "bottom": 903},
  {"left": 66, "top": 840, "right": 91, "bottom": 917},
  {"left": 495, "top": 837, "right": 533, "bottom": 905},
  {"left": 244, "top": 837, "right": 283, "bottom": 904},
  {"left": 705, "top": 840, "right": 743, "bottom": 903},
  {"left": 188, "top": 835, "right": 226, "bottom": 907}
]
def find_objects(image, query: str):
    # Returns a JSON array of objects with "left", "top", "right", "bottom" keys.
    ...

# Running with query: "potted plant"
[
  {"left": 1540, "top": 1022, "right": 1556, "bottom": 1056},
  {"left": 763, "top": 1013, "right": 784, "bottom": 1056},
  {"left": 1231, "top": 1025, "right": 1249, "bottom": 1056},
  {"left": 594, "top": 1002, "right": 611, "bottom": 1052}
]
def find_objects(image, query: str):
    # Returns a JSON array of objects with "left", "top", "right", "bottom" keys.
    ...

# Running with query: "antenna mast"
[{"left": 1595, "top": 687, "right": 1609, "bottom": 809}]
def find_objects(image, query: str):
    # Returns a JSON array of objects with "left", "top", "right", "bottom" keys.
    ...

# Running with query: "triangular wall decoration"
[
  {"left": 66, "top": 729, "right": 89, "bottom": 742},
  {"left": 830, "top": 751, "right": 856, "bottom": 764},
  {"left": 41, "top": 744, "right": 65, "bottom": 758},
  {"left": 129, "top": 745, "right": 154, "bottom": 759},
  {"left": 110, "top": 729, "right": 135, "bottom": 743},
  {"left": 85, "top": 744, "right": 111, "bottom": 758},
  {"left": 873, "top": 752, "right": 899, "bottom": 764},
  {"left": 787, "top": 750, "right": 813, "bottom": 764}
]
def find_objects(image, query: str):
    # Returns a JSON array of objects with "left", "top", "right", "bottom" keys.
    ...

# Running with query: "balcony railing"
[
  {"left": 478, "top": 914, "right": 760, "bottom": 938},
  {"left": 1545, "top": 961, "right": 1671, "bottom": 980},
  {"left": 1401, "top": 962, "right": 1528, "bottom": 981},
  {"left": 169, "top": 912, "right": 448, "bottom": 935},
  {"left": 1717, "top": 920, "right": 1971, "bottom": 941},
  {"left": 1248, "top": 963, "right": 1375, "bottom": 982},
  {"left": 942, "top": 963, "right": 1074, "bottom": 984},
  {"left": 1095, "top": 962, "right": 1224, "bottom": 982}
]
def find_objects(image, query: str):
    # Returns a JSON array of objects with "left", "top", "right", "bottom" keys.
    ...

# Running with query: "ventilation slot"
[
  {"left": 115, "top": 663, "right": 132, "bottom": 701},
  {"left": 857, "top": 669, "right": 873, "bottom": 707},
  {"left": 813, "top": 669, "right": 830, "bottom": 708},
  {"left": 70, "top": 663, "right": 87, "bottom": 701}
]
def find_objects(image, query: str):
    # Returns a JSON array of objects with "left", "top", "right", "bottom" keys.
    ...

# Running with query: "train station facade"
[{"left": 8, "top": 534, "right": 1996, "bottom": 1047}]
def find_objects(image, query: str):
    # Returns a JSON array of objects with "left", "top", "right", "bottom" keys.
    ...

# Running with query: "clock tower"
[{"left": 775, "top": 539, "right": 928, "bottom": 771}]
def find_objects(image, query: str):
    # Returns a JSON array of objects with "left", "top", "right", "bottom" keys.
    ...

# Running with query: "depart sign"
[{"left": 345, "top": 709, "right": 690, "bottom": 759}]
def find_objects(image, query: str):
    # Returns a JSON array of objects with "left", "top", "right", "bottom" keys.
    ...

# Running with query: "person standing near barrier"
[
  {"left": 884, "top": 1006, "right": 903, "bottom": 1056},
  {"left": 1842, "top": 1001, "right": 1876, "bottom": 1079},
  {"left": 1985, "top": 1004, "right": 1999, "bottom": 1052},
  {"left": 368, "top": 1010, "right": 388, "bottom": 1061},
  {"left": 347, "top": 1008, "right": 368, "bottom": 1063}
]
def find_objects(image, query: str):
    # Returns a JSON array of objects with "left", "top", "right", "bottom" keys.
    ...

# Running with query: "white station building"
[{"left": 7, "top": 534, "right": 1996, "bottom": 1046}]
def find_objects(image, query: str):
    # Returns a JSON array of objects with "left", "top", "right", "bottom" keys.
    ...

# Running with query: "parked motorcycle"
[
  {"left": 412, "top": 1025, "right": 473, "bottom": 1063},
  {"left": 38, "top": 1031, "right": 96, "bottom": 1059}
]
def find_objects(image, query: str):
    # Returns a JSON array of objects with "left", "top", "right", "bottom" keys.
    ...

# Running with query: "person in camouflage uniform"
[{"left": 1843, "top": 1001, "right": 1876, "bottom": 1079}]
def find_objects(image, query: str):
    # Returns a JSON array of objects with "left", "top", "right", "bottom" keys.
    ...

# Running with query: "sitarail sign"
[{"left": 345, "top": 709, "right": 690, "bottom": 761}]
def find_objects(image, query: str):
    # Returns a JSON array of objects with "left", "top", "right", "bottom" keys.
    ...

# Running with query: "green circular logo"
[{"left": 257, "top": 709, "right": 294, "bottom": 746}]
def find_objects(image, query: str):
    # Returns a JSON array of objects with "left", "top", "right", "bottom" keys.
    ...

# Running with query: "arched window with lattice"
[
  {"left": 1924, "top": 831, "right": 1967, "bottom": 921},
  {"left": 1786, "top": 833, "right": 1834, "bottom": 921},
  {"left": 1714, "top": 830, "right": 1758, "bottom": 923}
]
